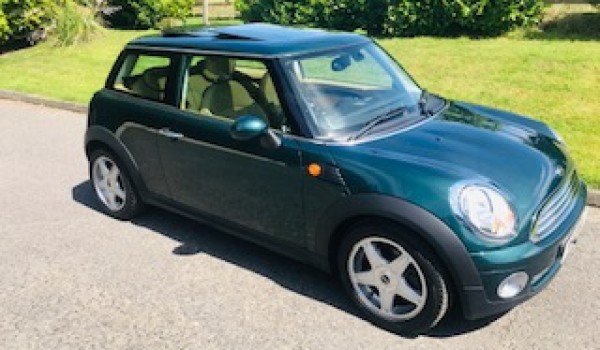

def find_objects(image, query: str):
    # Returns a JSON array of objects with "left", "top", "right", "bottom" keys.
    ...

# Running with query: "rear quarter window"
[{"left": 112, "top": 53, "right": 172, "bottom": 102}]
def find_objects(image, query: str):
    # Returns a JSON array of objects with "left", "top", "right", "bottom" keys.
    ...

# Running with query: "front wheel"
[
  {"left": 337, "top": 223, "right": 450, "bottom": 335},
  {"left": 89, "top": 149, "right": 143, "bottom": 220}
]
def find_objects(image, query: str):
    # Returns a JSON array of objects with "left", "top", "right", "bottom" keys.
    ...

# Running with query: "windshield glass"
[{"left": 283, "top": 42, "right": 422, "bottom": 139}]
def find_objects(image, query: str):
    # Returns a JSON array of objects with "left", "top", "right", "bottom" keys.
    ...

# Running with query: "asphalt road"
[{"left": 0, "top": 99, "right": 598, "bottom": 349}]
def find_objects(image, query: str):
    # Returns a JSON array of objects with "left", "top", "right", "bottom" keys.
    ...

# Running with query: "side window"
[
  {"left": 181, "top": 55, "right": 287, "bottom": 130},
  {"left": 112, "top": 53, "right": 172, "bottom": 102}
]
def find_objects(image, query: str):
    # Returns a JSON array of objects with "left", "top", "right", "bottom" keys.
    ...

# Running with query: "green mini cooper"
[{"left": 85, "top": 24, "right": 587, "bottom": 334}]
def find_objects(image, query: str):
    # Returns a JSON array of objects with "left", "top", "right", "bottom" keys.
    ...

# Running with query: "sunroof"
[
  {"left": 161, "top": 28, "right": 216, "bottom": 38},
  {"left": 161, "top": 27, "right": 259, "bottom": 41},
  {"left": 215, "top": 23, "right": 326, "bottom": 42},
  {"left": 214, "top": 32, "right": 259, "bottom": 40},
  {"left": 160, "top": 23, "right": 329, "bottom": 43}
]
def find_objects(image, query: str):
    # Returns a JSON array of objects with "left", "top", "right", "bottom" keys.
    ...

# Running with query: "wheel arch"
[
  {"left": 85, "top": 125, "right": 146, "bottom": 196},
  {"left": 314, "top": 194, "right": 483, "bottom": 312}
]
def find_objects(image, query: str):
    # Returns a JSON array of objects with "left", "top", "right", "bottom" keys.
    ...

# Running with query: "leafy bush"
[
  {"left": 104, "top": 0, "right": 193, "bottom": 29},
  {"left": 53, "top": 0, "right": 102, "bottom": 46},
  {"left": 382, "top": 0, "right": 546, "bottom": 37},
  {"left": 236, "top": 0, "right": 546, "bottom": 37},
  {"left": 161, "top": 0, "right": 194, "bottom": 25},
  {"left": 0, "top": 0, "right": 55, "bottom": 44},
  {"left": 455, "top": 0, "right": 545, "bottom": 36},
  {"left": 104, "top": 0, "right": 163, "bottom": 29},
  {"left": 0, "top": 6, "right": 9, "bottom": 43}
]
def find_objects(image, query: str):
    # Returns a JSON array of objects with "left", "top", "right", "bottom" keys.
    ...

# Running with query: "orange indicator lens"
[{"left": 308, "top": 163, "right": 322, "bottom": 177}]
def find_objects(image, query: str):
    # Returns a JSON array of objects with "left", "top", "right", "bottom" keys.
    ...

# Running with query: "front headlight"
[{"left": 455, "top": 185, "right": 517, "bottom": 242}]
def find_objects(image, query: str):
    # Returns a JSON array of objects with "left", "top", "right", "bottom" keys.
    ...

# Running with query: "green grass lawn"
[
  {"left": 0, "top": 26, "right": 599, "bottom": 187},
  {"left": 0, "top": 29, "right": 150, "bottom": 102},
  {"left": 382, "top": 37, "right": 600, "bottom": 188}
]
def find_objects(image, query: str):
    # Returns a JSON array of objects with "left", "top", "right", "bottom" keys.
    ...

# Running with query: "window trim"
[
  {"left": 106, "top": 47, "right": 315, "bottom": 139},
  {"left": 105, "top": 49, "right": 182, "bottom": 107},
  {"left": 279, "top": 42, "right": 426, "bottom": 140},
  {"left": 173, "top": 52, "right": 308, "bottom": 137}
]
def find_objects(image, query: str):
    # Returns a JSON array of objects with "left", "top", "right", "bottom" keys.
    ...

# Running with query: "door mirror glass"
[{"left": 230, "top": 115, "right": 268, "bottom": 141}]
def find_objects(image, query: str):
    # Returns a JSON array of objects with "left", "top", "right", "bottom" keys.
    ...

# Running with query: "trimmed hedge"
[{"left": 236, "top": 0, "right": 546, "bottom": 37}]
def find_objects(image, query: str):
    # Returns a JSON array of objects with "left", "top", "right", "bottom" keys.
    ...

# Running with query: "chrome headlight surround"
[{"left": 451, "top": 183, "right": 518, "bottom": 243}]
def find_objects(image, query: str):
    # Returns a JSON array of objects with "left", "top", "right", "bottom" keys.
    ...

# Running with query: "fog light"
[{"left": 497, "top": 272, "right": 529, "bottom": 299}]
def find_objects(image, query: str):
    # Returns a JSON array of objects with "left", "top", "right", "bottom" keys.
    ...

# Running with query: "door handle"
[{"left": 159, "top": 128, "right": 184, "bottom": 140}]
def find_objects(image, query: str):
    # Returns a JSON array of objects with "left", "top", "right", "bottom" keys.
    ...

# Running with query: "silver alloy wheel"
[
  {"left": 347, "top": 237, "right": 427, "bottom": 321},
  {"left": 92, "top": 155, "right": 127, "bottom": 212}
]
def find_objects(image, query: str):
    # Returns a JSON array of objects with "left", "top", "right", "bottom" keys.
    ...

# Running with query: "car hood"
[{"left": 330, "top": 101, "right": 572, "bottom": 234}]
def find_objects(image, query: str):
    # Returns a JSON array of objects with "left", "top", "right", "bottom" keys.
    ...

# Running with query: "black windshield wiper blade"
[{"left": 349, "top": 106, "right": 407, "bottom": 141}]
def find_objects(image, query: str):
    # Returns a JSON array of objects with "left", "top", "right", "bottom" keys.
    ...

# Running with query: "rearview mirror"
[{"left": 331, "top": 54, "right": 351, "bottom": 72}]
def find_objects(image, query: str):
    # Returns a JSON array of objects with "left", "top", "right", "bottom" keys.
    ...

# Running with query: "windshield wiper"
[{"left": 348, "top": 105, "right": 407, "bottom": 141}]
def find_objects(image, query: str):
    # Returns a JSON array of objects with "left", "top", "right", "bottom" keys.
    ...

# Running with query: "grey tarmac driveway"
[{"left": 0, "top": 99, "right": 598, "bottom": 349}]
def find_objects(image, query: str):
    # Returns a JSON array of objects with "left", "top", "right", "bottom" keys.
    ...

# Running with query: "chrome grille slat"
[
  {"left": 538, "top": 198, "right": 576, "bottom": 235},
  {"left": 539, "top": 182, "right": 570, "bottom": 220},
  {"left": 532, "top": 171, "right": 578, "bottom": 242},
  {"left": 536, "top": 184, "right": 573, "bottom": 232}
]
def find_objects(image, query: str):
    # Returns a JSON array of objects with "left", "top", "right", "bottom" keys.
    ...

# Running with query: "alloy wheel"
[
  {"left": 347, "top": 236, "right": 427, "bottom": 321},
  {"left": 92, "top": 155, "right": 127, "bottom": 212}
]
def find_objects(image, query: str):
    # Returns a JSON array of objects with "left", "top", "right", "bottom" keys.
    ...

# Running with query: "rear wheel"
[
  {"left": 89, "top": 149, "right": 143, "bottom": 220},
  {"left": 337, "top": 222, "right": 450, "bottom": 335}
]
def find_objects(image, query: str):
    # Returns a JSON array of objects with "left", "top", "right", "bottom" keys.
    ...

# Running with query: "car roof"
[{"left": 127, "top": 23, "right": 371, "bottom": 57}]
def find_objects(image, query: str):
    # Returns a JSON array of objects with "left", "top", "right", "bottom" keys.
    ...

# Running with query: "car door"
[
  {"left": 156, "top": 54, "right": 305, "bottom": 245},
  {"left": 101, "top": 50, "right": 180, "bottom": 198}
]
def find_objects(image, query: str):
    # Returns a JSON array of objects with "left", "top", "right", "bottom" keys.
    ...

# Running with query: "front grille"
[{"left": 531, "top": 171, "right": 579, "bottom": 243}]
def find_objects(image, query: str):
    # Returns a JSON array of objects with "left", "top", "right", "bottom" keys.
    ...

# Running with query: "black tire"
[
  {"left": 337, "top": 221, "right": 450, "bottom": 335},
  {"left": 89, "top": 149, "right": 144, "bottom": 220}
]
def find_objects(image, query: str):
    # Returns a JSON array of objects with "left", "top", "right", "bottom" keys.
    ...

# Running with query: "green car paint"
[{"left": 86, "top": 23, "right": 587, "bottom": 323}]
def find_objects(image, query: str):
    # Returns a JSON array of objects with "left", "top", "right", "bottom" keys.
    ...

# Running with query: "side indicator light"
[{"left": 307, "top": 163, "right": 322, "bottom": 177}]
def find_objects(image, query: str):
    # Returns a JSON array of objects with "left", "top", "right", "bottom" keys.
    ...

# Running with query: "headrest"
[
  {"left": 189, "top": 60, "right": 205, "bottom": 74},
  {"left": 142, "top": 67, "right": 168, "bottom": 90},
  {"left": 204, "top": 57, "right": 235, "bottom": 81}
]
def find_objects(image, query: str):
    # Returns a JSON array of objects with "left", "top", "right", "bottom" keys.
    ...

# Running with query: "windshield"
[{"left": 283, "top": 42, "right": 423, "bottom": 139}]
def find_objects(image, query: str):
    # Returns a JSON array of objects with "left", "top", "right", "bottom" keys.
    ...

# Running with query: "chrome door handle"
[{"left": 159, "top": 128, "right": 183, "bottom": 139}]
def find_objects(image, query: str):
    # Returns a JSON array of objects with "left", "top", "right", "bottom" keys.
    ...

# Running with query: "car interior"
[
  {"left": 122, "top": 66, "right": 169, "bottom": 102},
  {"left": 118, "top": 54, "right": 286, "bottom": 130}
]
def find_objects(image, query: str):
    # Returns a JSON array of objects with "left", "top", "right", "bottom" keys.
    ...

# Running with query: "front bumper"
[{"left": 460, "top": 184, "right": 588, "bottom": 320}]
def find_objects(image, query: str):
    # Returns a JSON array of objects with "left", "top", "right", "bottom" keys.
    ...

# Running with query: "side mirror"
[
  {"left": 230, "top": 115, "right": 268, "bottom": 141},
  {"left": 230, "top": 115, "right": 281, "bottom": 149}
]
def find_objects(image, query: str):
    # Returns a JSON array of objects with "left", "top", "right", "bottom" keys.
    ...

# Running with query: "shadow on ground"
[
  {"left": 527, "top": 11, "right": 600, "bottom": 41},
  {"left": 72, "top": 180, "right": 506, "bottom": 338},
  {"left": 0, "top": 40, "right": 32, "bottom": 54}
]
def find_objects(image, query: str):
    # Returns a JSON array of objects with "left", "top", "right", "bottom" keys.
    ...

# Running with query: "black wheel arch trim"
[
  {"left": 313, "top": 194, "right": 484, "bottom": 309},
  {"left": 84, "top": 125, "right": 147, "bottom": 197}
]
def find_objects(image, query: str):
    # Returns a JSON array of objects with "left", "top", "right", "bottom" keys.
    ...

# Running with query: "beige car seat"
[
  {"left": 186, "top": 60, "right": 212, "bottom": 111},
  {"left": 200, "top": 57, "right": 267, "bottom": 120},
  {"left": 259, "top": 73, "right": 285, "bottom": 128},
  {"left": 127, "top": 67, "right": 168, "bottom": 101}
]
